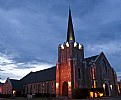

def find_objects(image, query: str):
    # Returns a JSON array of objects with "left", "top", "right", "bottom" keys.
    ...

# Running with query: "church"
[{"left": 1, "top": 7, "right": 119, "bottom": 98}]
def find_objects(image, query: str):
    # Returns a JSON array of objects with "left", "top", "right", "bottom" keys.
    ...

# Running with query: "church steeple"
[{"left": 66, "top": 5, "right": 75, "bottom": 42}]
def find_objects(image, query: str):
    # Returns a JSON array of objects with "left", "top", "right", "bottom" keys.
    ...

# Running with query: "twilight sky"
[{"left": 0, "top": 0, "right": 121, "bottom": 83}]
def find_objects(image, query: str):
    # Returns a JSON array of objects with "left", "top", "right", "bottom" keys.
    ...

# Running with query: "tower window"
[
  {"left": 67, "top": 50, "right": 69, "bottom": 60},
  {"left": 78, "top": 68, "right": 81, "bottom": 79},
  {"left": 102, "top": 59, "right": 107, "bottom": 74},
  {"left": 61, "top": 52, "right": 64, "bottom": 62}
]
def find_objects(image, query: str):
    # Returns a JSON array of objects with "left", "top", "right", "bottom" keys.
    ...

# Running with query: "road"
[{"left": 0, "top": 96, "right": 121, "bottom": 100}]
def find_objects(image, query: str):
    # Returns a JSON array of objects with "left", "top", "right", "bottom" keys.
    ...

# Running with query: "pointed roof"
[
  {"left": 0, "top": 82, "right": 3, "bottom": 86},
  {"left": 84, "top": 55, "right": 99, "bottom": 62},
  {"left": 9, "top": 79, "right": 22, "bottom": 90},
  {"left": 66, "top": 6, "right": 75, "bottom": 42},
  {"left": 84, "top": 55, "right": 99, "bottom": 67},
  {"left": 21, "top": 66, "right": 56, "bottom": 84}
]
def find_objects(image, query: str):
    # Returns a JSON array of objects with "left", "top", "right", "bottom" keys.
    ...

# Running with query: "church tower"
[{"left": 56, "top": 7, "right": 85, "bottom": 98}]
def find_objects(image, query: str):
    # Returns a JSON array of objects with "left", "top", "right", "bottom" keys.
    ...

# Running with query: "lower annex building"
[{"left": 1, "top": 8, "right": 119, "bottom": 98}]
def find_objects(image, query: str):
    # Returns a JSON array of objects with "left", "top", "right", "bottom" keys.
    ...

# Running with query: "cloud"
[
  {"left": 0, "top": 53, "right": 54, "bottom": 82},
  {"left": 0, "top": 1, "right": 58, "bottom": 63},
  {"left": 86, "top": 42, "right": 121, "bottom": 54},
  {"left": 85, "top": 42, "right": 121, "bottom": 74},
  {"left": 116, "top": 72, "right": 121, "bottom": 81},
  {"left": 0, "top": 69, "right": 5, "bottom": 71},
  {"left": 0, "top": 0, "right": 121, "bottom": 82}
]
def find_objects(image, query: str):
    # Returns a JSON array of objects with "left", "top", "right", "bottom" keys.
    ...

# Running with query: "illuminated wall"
[
  {"left": 2, "top": 78, "right": 12, "bottom": 94},
  {"left": 56, "top": 42, "right": 84, "bottom": 98},
  {"left": 24, "top": 80, "right": 55, "bottom": 95},
  {"left": 0, "top": 86, "right": 2, "bottom": 93}
]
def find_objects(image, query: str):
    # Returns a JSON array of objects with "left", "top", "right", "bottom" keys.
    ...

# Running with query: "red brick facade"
[
  {"left": 0, "top": 83, "right": 3, "bottom": 94},
  {"left": 84, "top": 52, "right": 118, "bottom": 97},
  {"left": 2, "top": 78, "right": 12, "bottom": 95},
  {"left": 24, "top": 80, "right": 56, "bottom": 95},
  {"left": 56, "top": 42, "right": 84, "bottom": 97}
]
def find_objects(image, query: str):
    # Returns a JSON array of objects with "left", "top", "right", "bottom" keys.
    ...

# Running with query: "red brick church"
[{"left": 1, "top": 8, "right": 119, "bottom": 98}]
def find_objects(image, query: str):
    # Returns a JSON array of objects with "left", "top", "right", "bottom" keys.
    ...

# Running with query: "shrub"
[{"left": 73, "top": 88, "right": 89, "bottom": 99}]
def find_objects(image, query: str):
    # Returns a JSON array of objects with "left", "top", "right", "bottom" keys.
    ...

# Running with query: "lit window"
[
  {"left": 90, "top": 92, "right": 93, "bottom": 98},
  {"left": 68, "top": 81, "right": 71, "bottom": 87},
  {"left": 66, "top": 42, "right": 69, "bottom": 47},
  {"left": 94, "top": 80, "right": 96, "bottom": 88},
  {"left": 56, "top": 83, "right": 59, "bottom": 89},
  {"left": 99, "top": 93, "right": 104, "bottom": 97},
  {"left": 118, "top": 84, "right": 120, "bottom": 93},
  {"left": 95, "top": 92, "right": 97, "bottom": 97},
  {"left": 13, "top": 90, "right": 16, "bottom": 95},
  {"left": 110, "top": 85, "right": 112, "bottom": 90},
  {"left": 92, "top": 67, "right": 95, "bottom": 79},
  {"left": 42, "top": 83, "right": 44, "bottom": 87},
  {"left": 103, "top": 84, "right": 105, "bottom": 89}
]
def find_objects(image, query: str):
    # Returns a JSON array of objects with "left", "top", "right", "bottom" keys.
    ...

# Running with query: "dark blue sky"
[{"left": 0, "top": 0, "right": 121, "bottom": 82}]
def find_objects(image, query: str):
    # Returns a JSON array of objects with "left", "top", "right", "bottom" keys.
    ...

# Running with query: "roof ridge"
[
  {"left": 84, "top": 55, "right": 98, "bottom": 60},
  {"left": 9, "top": 79, "right": 19, "bottom": 81},
  {"left": 33, "top": 66, "right": 56, "bottom": 73}
]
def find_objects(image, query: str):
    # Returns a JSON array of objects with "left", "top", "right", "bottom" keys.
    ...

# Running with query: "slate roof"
[
  {"left": 21, "top": 66, "right": 56, "bottom": 84},
  {"left": 84, "top": 55, "right": 99, "bottom": 67},
  {"left": 9, "top": 79, "right": 22, "bottom": 90},
  {"left": 0, "top": 82, "right": 3, "bottom": 86},
  {"left": 20, "top": 56, "right": 99, "bottom": 85},
  {"left": 6, "top": 55, "right": 99, "bottom": 88}
]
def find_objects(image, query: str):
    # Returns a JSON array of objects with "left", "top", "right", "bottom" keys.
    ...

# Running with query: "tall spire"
[{"left": 66, "top": 4, "right": 75, "bottom": 42}]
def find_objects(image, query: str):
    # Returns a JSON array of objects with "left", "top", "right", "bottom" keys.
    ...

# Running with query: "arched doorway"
[
  {"left": 62, "top": 81, "right": 68, "bottom": 96},
  {"left": 105, "top": 83, "right": 109, "bottom": 96}
]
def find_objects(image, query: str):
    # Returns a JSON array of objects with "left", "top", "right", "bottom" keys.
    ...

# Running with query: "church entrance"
[
  {"left": 105, "top": 83, "right": 109, "bottom": 96},
  {"left": 62, "top": 81, "right": 68, "bottom": 96}
]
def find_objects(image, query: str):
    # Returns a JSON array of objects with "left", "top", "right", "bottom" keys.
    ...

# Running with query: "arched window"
[
  {"left": 103, "top": 59, "right": 107, "bottom": 74},
  {"left": 26, "top": 85, "right": 28, "bottom": 94},
  {"left": 37, "top": 83, "right": 39, "bottom": 93},
  {"left": 39, "top": 83, "right": 41, "bottom": 93},
  {"left": 30, "top": 84, "right": 32, "bottom": 93},
  {"left": 78, "top": 68, "right": 81, "bottom": 79},
  {"left": 67, "top": 49, "right": 69, "bottom": 60}
]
